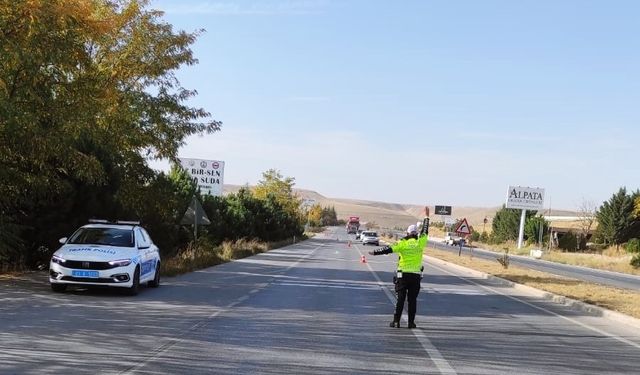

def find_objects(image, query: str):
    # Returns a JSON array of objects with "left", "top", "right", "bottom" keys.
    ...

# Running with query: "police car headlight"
[
  {"left": 51, "top": 254, "right": 66, "bottom": 265},
  {"left": 108, "top": 259, "right": 132, "bottom": 267}
]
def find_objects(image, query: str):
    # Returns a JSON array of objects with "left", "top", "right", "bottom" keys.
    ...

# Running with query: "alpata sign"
[{"left": 505, "top": 186, "right": 545, "bottom": 210}]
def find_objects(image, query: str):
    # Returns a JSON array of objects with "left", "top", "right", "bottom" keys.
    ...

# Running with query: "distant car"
[
  {"left": 355, "top": 229, "right": 363, "bottom": 240},
  {"left": 444, "top": 232, "right": 462, "bottom": 246},
  {"left": 49, "top": 220, "right": 161, "bottom": 295},
  {"left": 361, "top": 231, "right": 379, "bottom": 246}
]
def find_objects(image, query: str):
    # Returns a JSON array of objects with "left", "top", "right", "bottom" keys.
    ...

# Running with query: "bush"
[
  {"left": 431, "top": 221, "right": 445, "bottom": 229},
  {"left": 470, "top": 230, "right": 480, "bottom": 242},
  {"left": 558, "top": 231, "right": 578, "bottom": 251},
  {"left": 625, "top": 238, "right": 640, "bottom": 254},
  {"left": 631, "top": 254, "right": 640, "bottom": 269},
  {"left": 479, "top": 231, "right": 489, "bottom": 243}
]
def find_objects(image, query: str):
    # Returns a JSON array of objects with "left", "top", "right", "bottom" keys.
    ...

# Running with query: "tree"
[
  {"left": 491, "top": 206, "right": 536, "bottom": 243},
  {"left": 253, "top": 169, "right": 303, "bottom": 224},
  {"left": 470, "top": 230, "right": 480, "bottom": 242},
  {"left": 320, "top": 206, "right": 339, "bottom": 226},
  {"left": 0, "top": 0, "right": 220, "bottom": 268},
  {"left": 558, "top": 231, "right": 578, "bottom": 252},
  {"left": 596, "top": 188, "right": 639, "bottom": 249},
  {"left": 307, "top": 204, "right": 323, "bottom": 227},
  {"left": 577, "top": 199, "right": 597, "bottom": 248}
]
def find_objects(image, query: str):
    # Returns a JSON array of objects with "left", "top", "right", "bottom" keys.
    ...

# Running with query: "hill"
[{"left": 223, "top": 185, "right": 575, "bottom": 232}]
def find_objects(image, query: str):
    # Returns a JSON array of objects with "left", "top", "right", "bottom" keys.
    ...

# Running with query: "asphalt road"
[
  {"left": 1, "top": 227, "right": 640, "bottom": 374},
  {"left": 430, "top": 240, "right": 640, "bottom": 291}
]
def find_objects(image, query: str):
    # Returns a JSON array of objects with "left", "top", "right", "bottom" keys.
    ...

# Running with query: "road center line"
[
  {"left": 120, "top": 243, "right": 324, "bottom": 374},
  {"left": 429, "top": 260, "right": 640, "bottom": 350},
  {"left": 357, "top": 246, "right": 457, "bottom": 375}
]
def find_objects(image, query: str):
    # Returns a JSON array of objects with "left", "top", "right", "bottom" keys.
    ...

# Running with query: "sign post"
[
  {"left": 435, "top": 205, "right": 452, "bottom": 231},
  {"left": 454, "top": 218, "right": 471, "bottom": 256},
  {"left": 505, "top": 186, "right": 545, "bottom": 249},
  {"left": 180, "top": 196, "right": 211, "bottom": 240}
]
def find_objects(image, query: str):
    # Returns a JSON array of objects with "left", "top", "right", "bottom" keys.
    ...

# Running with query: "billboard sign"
[
  {"left": 506, "top": 186, "right": 545, "bottom": 210},
  {"left": 179, "top": 158, "right": 225, "bottom": 196},
  {"left": 435, "top": 205, "right": 452, "bottom": 216}
]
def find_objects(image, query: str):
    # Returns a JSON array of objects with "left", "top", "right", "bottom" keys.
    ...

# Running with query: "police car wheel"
[
  {"left": 51, "top": 283, "right": 67, "bottom": 293},
  {"left": 148, "top": 262, "right": 160, "bottom": 288},
  {"left": 126, "top": 267, "right": 140, "bottom": 296}
]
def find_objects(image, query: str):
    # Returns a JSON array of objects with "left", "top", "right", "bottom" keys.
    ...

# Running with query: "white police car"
[{"left": 49, "top": 220, "right": 161, "bottom": 295}]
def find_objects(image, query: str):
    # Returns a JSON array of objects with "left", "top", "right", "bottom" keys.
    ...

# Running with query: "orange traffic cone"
[{"left": 360, "top": 255, "right": 367, "bottom": 263}]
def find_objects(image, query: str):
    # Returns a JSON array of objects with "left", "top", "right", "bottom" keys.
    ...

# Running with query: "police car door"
[
  {"left": 141, "top": 227, "right": 159, "bottom": 272},
  {"left": 135, "top": 228, "right": 154, "bottom": 282}
]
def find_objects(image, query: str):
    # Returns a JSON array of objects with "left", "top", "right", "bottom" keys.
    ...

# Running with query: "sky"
[{"left": 149, "top": 0, "right": 639, "bottom": 210}]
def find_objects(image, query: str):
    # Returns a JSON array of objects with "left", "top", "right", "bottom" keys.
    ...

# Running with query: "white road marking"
[
  {"left": 275, "top": 281, "right": 380, "bottom": 290},
  {"left": 430, "top": 261, "right": 640, "bottom": 350},
  {"left": 121, "top": 244, "right": 324, "bottom": 374},
  {"left": 356, "top": 246, "right": 457, "bottom": 375}
]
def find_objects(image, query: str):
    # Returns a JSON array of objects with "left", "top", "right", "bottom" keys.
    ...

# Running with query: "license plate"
[{"left": 72, "top": 270, "right": 99, "bottom": 278}]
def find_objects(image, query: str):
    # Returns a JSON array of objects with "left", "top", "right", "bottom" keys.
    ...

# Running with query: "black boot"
[
  {"left": 408, "top": 322, "right": 417, "bottom": 329},
  {"left": 389, "top": 321, "right": 400, "bottom": 328}
]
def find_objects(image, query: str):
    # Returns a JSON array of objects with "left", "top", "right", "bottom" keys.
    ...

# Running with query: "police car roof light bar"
[
  {"left": 116, "top": 220, "right": 140, "bottom": 225},
  {"left": 88, "top": 219, "right": 110, "bottom": 224}
]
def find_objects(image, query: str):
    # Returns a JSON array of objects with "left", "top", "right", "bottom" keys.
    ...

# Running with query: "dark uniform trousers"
[{"left": 394, "top": 272, "right": 421, "bottom": 324}]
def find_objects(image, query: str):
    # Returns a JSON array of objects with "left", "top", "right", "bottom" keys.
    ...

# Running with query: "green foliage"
[
  {"left": 320, "top": 206, "right": 339, "bottom": 226},
  {"left": 558, "top": 231, "right": 578, "bottom": 251},
  {"left": 470, "top": 230, "right": 480, "bottom": 242},
  {"left": 253, "top": 169, "right": 301, "bottom": 220},
  {"left": 525, "top": 216, "right": 549, "bottom": 244},
  {"left": 304, "top": 205, "right": 338, "bottom": 228},
  {"left": 625, "top": 239, "right": 640, "bottom": 254},
  {"left": 491, "top": 206, "right": 536, "bottom": 243},
  {"left": 0, "top": 0, "right": 220, "bottom": 269},
  {"left": 307, "top": 204, "right": 323, "bottom": 227},
  {"left": 198, "top": 180, "right": 304, "bottom": 246},
  {"left": 0, "top": 214, "right": 24, "bottom": 270},
  {"left": 630, "top": 255, "right": 640, "bottom": 269},
  {"left": 479, "top": 231, "right": 489, "bottom": 243},
  {"left": 596, "top": 188, "right": 640, "bottom": 247}
]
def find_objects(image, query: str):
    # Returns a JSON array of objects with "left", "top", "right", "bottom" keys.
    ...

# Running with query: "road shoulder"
[{"left": 425, "top": 250, "right": 640, "bottom": 329}]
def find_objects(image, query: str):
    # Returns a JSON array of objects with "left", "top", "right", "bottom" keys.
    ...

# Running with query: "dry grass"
[
  {"left": 542, "top": 251, "right": 640, "bottom": 275},
  {"left": 161, "top": 237, "right": 303, "bottom": 277},
  {"left": 0, "top": 272, "right": 21, "bottom": 280},
  {"left": 427, "top": 247, "right": 640, "bottom": 319},
  {"left": 470, "top": 241, "right": 640, "bottom": 275}
]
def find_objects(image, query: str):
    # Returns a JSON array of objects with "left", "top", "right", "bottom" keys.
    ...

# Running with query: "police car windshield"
[
  {"left": 68, "top": 228, "right": 135, "bottom": 247},
  {"left": 364, "top": 232, "right": 377, "bottom": 237}
]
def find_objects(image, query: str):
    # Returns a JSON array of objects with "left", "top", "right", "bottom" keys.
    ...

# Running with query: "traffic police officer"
[{"left": 369, "top": 217, "right": 429, "bottom": 329}]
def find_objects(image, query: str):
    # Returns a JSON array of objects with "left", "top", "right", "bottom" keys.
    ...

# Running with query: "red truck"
[{"left": 346, "top": 216, "right": 360, "bottom": 234}]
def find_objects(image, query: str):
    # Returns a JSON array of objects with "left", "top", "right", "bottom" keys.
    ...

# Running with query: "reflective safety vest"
[{"left": 392, "top": 234, "right": 428, "bottom": 273}]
